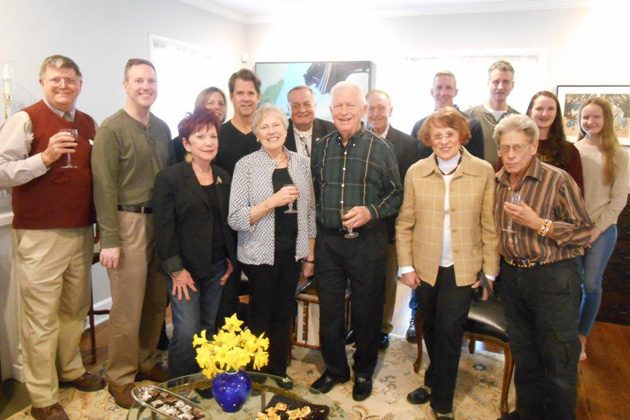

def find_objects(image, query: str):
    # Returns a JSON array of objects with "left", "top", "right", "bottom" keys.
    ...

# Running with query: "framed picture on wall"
[
  {"left": 255, "top": 61, "right": 375, "bottom": 121},
  {"left": 556, "top": 85, "right": 630, "bottom": 145}
]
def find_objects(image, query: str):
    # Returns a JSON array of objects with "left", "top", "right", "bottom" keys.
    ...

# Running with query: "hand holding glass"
[
  {"left": 340, "top": 207, "right": 358, "bottom": 239},
  {"left": 503, "top": 191, "right": 522, "bottom": 233},
  {"left": 283, "top": 184, "right": 298, "bottom": 214},
  {"left": 58, "top": 128, "right": 77, "bottom": 168}
]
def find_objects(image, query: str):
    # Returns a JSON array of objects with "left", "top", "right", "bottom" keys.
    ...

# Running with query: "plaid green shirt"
[{"left": 312, "top": 127, "right": 403, "bottom": 229}]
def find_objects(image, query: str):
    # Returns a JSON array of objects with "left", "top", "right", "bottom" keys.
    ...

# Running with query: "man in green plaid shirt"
[{"left": 310, "top": 81, "right": 402, "bottom": 402}]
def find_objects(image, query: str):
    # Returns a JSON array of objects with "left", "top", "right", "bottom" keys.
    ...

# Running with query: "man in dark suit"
[
  {"left": 284, "top": 85, "right": 335, "bottom": 163},
  {"left": 366, "top": 89, "right": 418, "bottom": 349},
  {"left": 411, "top": 71, "right": 485, "bottom": 161}
]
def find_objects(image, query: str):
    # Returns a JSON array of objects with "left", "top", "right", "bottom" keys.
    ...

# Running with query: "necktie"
[
  {"left": 298, "top": 135, "right": 310, "bottom": 157},
  {"left": 63, "top": 112, "right": 74, "bottom": 123}
]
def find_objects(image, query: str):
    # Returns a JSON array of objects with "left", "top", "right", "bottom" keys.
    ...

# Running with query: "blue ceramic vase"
[{"left": 212, "top": 370, "right": 252, "bottom": 413}]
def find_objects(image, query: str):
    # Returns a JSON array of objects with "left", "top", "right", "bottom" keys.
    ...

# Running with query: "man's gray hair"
[
  {"left": 493, "top": 114, "right": 539, "bottom": 146},
  {"left": 330, "top": 81, "right": 366, "bottom": 107},
  {"left": 287, "top": 85, "right": 316, "bottom": 105},
  {"left": 39, "top": 55, "right": 82, "bottom": 78}
]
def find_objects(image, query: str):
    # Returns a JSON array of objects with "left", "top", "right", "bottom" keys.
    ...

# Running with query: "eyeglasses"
[
  {"left": 431, "top": 132, "right": 458, "bottom": 142},
  {"left": 497, "top": 144, "right": 531, "bottom": 155},
  {"left": 331, "top": 103, "right": 358, "bottom": 112},
  {"left": 44, "top": 77, "right": 79, "bottom": 86}
]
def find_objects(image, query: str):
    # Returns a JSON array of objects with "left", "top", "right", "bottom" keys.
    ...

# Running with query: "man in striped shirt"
[
  {"left": 494, "top": 114, "right": 591, "bottom": 420},
  {"left": 310, "top": 81, "right": 402, "bottom": 402}
]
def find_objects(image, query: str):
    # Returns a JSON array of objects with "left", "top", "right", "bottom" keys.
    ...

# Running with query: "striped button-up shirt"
[
  {"left": 495, "top": 157, "right": 592, "bottom": 263},
  {"left": 312, "top": 127, "right": 403, "bottom": 229}
]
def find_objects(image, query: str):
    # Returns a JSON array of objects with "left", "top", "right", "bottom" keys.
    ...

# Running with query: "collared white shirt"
[{"left": 294, "top": 126, "right": 313, "bottom": 158}]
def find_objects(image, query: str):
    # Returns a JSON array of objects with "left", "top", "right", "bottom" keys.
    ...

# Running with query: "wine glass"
[
  {"left": 502, "top": 191, "right": 523, "bottom": 233},
  {"left": 283, "top": 184, "right": 298, "bottom": 214},
  {"left": 340, "top": 207, "right": 358, "bottom": 239},
  {"left": 59, "top": 128, "right": 78, "bottom": 169}
]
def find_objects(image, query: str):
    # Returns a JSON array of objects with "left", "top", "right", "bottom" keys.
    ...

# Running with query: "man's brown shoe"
[
  {"left": 136, "top": 363, "right": 168, "bottom": 383},
  {"left": 60, "top": 371, "right": 106, "bottom": 392},
  {"left": 108, "top": 383, "right": 135, "bottom": 409},
  {"left": 30, "top": 403, "right": 69, "bottom": 420}
]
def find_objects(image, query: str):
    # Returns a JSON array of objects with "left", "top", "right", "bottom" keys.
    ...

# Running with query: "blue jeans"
[
  {"left": 578, "top": 225, "right": 617, "bottom": 336},
  {"left": 167, "top": 259, "right": 227, "bottom": 379}
]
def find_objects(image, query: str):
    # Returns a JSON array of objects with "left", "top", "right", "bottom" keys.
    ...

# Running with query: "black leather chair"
[{"left": 413, "top": 296, "right": 514, "bottom": 417}]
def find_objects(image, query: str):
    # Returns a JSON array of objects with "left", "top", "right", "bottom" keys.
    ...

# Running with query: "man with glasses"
[
  {"left": 494, "top": 114, "right": 591, "bottom": 420},
  {"left": 92, "top": 58, "right": 174, "bottom": 409},
  {"left": 310, "top": 82, "right": 402, "bottom": 401},
  {"left": 0, "top": 55, "right": 104, "bottom": 420},
  {"left": 285, "top": 85, "right": 335, "bottom": 164}
]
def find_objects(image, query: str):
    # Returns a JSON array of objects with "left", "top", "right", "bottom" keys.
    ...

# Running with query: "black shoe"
[
  {"left": 345, "top": 329, "right": 356, "bottom": 345},
  {"left": 406, "top": 318, "right": 417, "bottom": 343},
  {"left": 273, "top": 375, "right": 294, "bottom": 390},
  {"left": 352, "top": 377, "right": 372, "bottom": 401},
  {"left": 407, "top": 385, "right": 431, "bottom": 404},
  {"left": 310, "top": 372, "right": 349, "bottom": 394},
  {"left": 379, "top": 333, "right": 390, "bottom": 350}
]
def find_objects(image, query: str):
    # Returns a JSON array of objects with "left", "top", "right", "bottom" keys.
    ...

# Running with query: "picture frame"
[
  {"left": 556, "top": 85, "right": 630, "bottom": 145},
  {"left": 255, "top": 61, "right": 375, "bottom": 121}
]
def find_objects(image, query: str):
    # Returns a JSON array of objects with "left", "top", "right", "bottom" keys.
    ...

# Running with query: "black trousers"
[
  {"left": 417, "top": 265, "right": 473, "bottom": 413},
  {"left": 315, "top": 223, "right": 387, "bottom": 379},
  {"left": 500, "top": 258, "right": 581, "bottom": 420},
  {"left": 241, "top": 250, "right": 301, "bottom": 376}
]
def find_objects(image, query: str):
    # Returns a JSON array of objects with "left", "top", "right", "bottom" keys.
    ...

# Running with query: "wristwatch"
[{"left": 170, "top": 269, "right": 183, "bottom": 278}]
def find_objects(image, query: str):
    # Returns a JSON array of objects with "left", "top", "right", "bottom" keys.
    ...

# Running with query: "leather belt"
[
  {"left": 503, "top": 256, "right": 555, "bottom": 269},
  {"left": 118, "top": 205, "right": 153, "bottom": 214}
]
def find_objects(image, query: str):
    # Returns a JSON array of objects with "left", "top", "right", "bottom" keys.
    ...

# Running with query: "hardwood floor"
[{"left": 1, "top": 282, "right": 629, "bottom": 419}]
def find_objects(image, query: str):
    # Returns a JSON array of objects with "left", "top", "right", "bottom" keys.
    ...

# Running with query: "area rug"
[{"left": 7, "top": 335, "right": 513, "bottom": 419}]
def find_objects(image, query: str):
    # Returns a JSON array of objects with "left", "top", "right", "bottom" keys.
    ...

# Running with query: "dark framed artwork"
[
  {"left": 556, "top": 85, "right": 630, "bottom": 144},
  {"left": 255, "top": 61, "right": 375, "bottom": 121}
]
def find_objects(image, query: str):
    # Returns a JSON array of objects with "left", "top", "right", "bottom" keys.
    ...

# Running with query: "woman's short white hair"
[{"left": 251, "top": 103, "right": 289, "bottom": 136}]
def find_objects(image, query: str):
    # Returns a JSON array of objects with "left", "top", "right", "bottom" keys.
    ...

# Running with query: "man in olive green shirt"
[{"left": 92, "top": 59, "right": 174, "bottom": 409}]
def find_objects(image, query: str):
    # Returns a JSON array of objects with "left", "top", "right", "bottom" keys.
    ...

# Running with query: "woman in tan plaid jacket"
[{"left": 396, "top": 107, "right": 499, "bottom": 420}]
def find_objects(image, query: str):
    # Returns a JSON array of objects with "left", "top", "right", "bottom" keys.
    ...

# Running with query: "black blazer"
[
  {"left": 153, "top": 161, "right": 237, "bottom": 279},
  {"left": 284, "top": 118, "right": 336, "bottom": 165},
  {"left": 383, "top": 125, "right": 419, "bottom": 243}
]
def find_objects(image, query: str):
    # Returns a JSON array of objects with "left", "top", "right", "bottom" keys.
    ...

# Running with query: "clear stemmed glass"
[
  {"left": 283, "top": 184, "right": 298, "bottom": 214},
  {"left": 503, "top": 191, "right": 523, "bottom": 233},
  {"left": 340, "top": 207, "right": 358, "bottom": 239},
  {"left": 59, "top": 128, "right": 78, "bottom": 169}
]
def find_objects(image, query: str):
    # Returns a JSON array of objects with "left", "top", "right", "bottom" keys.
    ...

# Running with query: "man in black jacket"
[
  {"left": 366, "top": 89, "right": 418, "bottom": 349},
  {"left": 284, "top": 85, "right": 335, "bottom": 164}
]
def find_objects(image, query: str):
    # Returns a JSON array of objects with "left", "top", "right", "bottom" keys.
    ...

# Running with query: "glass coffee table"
[{"left": 127, "top": 371, "right": 348, "bottom": 419}]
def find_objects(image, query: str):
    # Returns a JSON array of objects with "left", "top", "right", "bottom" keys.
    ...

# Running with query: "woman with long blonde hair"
[{"left": 575, "top": 97, "right": 629, "bottom": 360}]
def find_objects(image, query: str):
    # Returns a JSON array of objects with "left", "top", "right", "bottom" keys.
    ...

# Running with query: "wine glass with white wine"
[
  {"left": 503, "top": 191, "right": 523, "bottom": 233},
  {"left": 340, "top": 207, "right": 358, "bottom": 239}
]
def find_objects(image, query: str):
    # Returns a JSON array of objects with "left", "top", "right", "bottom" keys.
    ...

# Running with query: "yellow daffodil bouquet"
[{"left": 193, "top": 314, "right": 269, "bottom": 379}]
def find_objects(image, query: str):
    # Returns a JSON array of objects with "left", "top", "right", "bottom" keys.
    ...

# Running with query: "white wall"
[{"left": 244, "top": 5, "right": 629, "bottom": 133}]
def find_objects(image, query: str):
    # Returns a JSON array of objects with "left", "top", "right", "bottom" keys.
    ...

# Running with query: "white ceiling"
[{"left": 179, "top": 0, "right": 599, "bottom": 24}]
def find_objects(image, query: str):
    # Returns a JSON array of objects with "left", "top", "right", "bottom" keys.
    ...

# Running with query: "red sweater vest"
[{"left": 12, "top": 100, "right": 96, "bottom": 229}]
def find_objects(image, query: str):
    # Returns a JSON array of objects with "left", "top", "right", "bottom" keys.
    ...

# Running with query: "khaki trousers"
[
  {"left": 13, "top": 227, "right": 93, "bottom": 407},
  {"left": 105, "top": 212, "right": 166, "bottom": 386},
  {"left": 381, "top": 243, "right": 399, "bottom": 334}
]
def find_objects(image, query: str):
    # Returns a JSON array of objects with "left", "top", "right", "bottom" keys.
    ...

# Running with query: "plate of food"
[
  {"left": 132, "top": 385, "right": 210, "bottom": 420},
  {"left": 255, "top": 394, "right": 329, "bottom": 419}
]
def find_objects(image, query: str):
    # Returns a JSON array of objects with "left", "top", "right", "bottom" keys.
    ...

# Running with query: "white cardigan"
[{"left": 228, "top": 147, "right": 316, "bottom": 265}]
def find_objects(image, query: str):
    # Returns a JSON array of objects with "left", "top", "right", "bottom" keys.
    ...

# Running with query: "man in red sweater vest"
[{"left": 0, "top": 55, "right": 104, "bottom": 420}]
